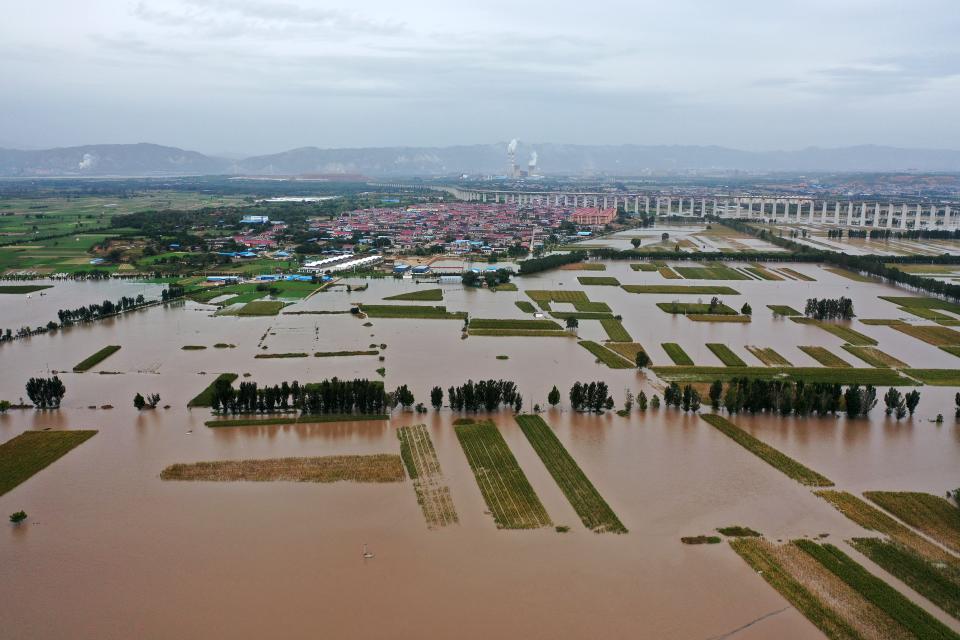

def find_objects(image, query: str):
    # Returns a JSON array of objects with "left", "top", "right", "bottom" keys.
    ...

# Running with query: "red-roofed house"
[{"left": 570, "top": 208, "right": 616, "bottom": 226}]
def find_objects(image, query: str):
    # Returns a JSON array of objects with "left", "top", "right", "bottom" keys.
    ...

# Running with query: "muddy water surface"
[{"left": 1, "top": 267, "right": 959, "bottom": 639}]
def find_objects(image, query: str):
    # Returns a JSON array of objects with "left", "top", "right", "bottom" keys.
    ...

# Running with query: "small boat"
[{"left": 362, "top": 543, "right": 374, "bottom": 559}]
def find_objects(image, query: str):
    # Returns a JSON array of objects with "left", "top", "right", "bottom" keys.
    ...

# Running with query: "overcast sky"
[{"left": 2, "top": 0, "right": 959, "bottom": 155}]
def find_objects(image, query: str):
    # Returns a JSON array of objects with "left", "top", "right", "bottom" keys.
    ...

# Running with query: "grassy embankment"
[
  {"left": 187, "top": 373, "right": 239, "bottom": 407},
  {"left": 621, "top": 284, "right": 740, "bottom": 295},
  {"left": 706, "top": 343, "right": 747, "bottom": 367},
  {"left": 383, "top": 288, "right": 443, "bottom": 301},
  {"left": 799, "top": 346, "right": 852, "bottom": 368},
  {"left": 700, "top": 414, "right": 833, "bottom": 486},
  {"left": 160, "top": 455, "right": 405, "bottom": 483},
  {"left": 453, "top": 420, "right": 551, "bottom": 529},
  {"left": 0, "top": 430, "right": 98, "bottom": 496},
  {"left": 0, "top": 285, "right": 52, "bottom": 294},
  {"left": 578, "top": 341, "right": 635, "bottom": 369},
  {"left": 205, "top": 414, "right": 389, "bottom": 427},
  {"left": 361, "top": 304, "right": 466, "bottom": 320},
  {"left": 577, "top": 276, "right": 620, "bottom": 286},
  {"left": 662, "top": 343, "right": 694, "bottom": 365},
  {"left": 768, "top": 304, "right": 802, "bottom": 316},
  {"left": 790, "top": 317, "right": 878, "bottom": 346},
  {"left": 397, "top": 424, "right": 458, "bottom": 528},
  {"left": 745, "top": 346, "right": 792, "bottom": 366},
  {"left": 842, "top": 346, "right": 908, "bottom": 368},
  {"left": 73, "top": 345, "right": 121, "bottom": 372},
  {"left": 795, "top": 541, "right": 960, "bottom": 640},
  {"left": 654, "top": 366, "right": 906, "bottom": 385},
  {"left": 515, "top": 415, "right": 626, "bottom": 533}
]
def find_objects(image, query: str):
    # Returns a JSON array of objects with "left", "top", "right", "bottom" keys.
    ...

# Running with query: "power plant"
[{"left": 506, "top": 139, "right": 538, "bottom": 178}]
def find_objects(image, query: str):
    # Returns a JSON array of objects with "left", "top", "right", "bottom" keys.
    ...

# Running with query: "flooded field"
[{"left": 2, "top": 262, "right": 959, "bottom": 639}]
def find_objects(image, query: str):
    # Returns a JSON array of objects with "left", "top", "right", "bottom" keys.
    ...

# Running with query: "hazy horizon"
[{"left": 3, "top": 1, "right": 959, "bottom": 155}]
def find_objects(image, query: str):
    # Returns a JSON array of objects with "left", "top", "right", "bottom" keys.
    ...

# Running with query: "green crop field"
[
  {"left": 767, "top": 304, "right": 801, "bottom": 316},
  {"left": 205, "top": 414, "right": 389, "bottom": 427},
  {"left": 73, "top": 345, "right": 121, "bottom": 372},
  {"left": 0, "top": 430, "right": 98, "bottom": 496},
  {"left": 630, "top": 263, "right": 658, "bottom": 271},
  {"left": 187, "top": 373, "right": 239, "bottom": 407},
  {"left": 383, "top": 288, "right": 443, "bottom": 301},
  {"left": 701, "top": 414, "right": 833, "bottom": 486},
  {"left": 799, "top": 346, "right": 852, "bottom": 368},
  {"left": 454, "top": 420, "right": 551, "bottom": 529},
  {"left": 656, "top": 302, "right": 738, "bottom": 315},
  {"left": 397, "top": 424, "right": 458, "bottom": 529},
  {"left": 361, "top": 304, "right": 466, "bottom": 320},
  {"left": 654, "top": 366, "right": 907, "bottom": 385},
  {"left": 841, "top": 346, "right": 907, "bottom": 368},
  {"left": 662, "top": 342, "right": 694, "bottom": 365},
  {"left": 234, "top": 300, "right": 286, "bottom": 316},
  {"left": 706, "top": 343, "right": 747, "bottom": 367},
  {"left": 790, "top": 318, "right": 878, "bottom": 346},
  {"left": 674, "top": 264, "right": 751, "bottom": 280},
  {"left": 577, "top": 276, "right": 620, "bottom": 286},
  {"left": 904, "top": 369, "right": 960, "bottom": 385},
  {"left": 515, "top": 415, "right": 626, "bottom": 533},
  {"left": 469, "top": 318, "right": 562, "bottom": 330},
  {"left": 599, "top": 318, "right": 632, "bottom": 342},
  {"left": 745, "top": 346, "right": 792, "bottom": 366},
  {"left": 864, "top": 491, "right": 960, "bottom": 554},
  {"left": 578, "top": 340, "right": 635, "bottom": 368},
  {"left": 549, "top": 311, "right": 615, "bottom": 320},
  {"left": 622, "top": 284, "right": 740, "bottom": 295},
  {"left": 0, "top": 285, "right": 52, "bottom": 294},
  {"left": 514, "top": 300, "right": 536, "bottom": 313},
  {"left": 468, "top": 328, "right": 569, "bottom": 337},
  {"left": 888, "top": 323, "right": 960, "bottom": 346}
]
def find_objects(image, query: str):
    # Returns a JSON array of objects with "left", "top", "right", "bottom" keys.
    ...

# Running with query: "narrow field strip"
[
  {"left": 662, "top": 342, "right": 694, "bottom": 365},
  {"left": 768, "top": 304, "right": 802, "bottom": 316},
  {"left": 73, "top": 345, "right": 121, "bottom": 372},
  {"left": 864, "top": 492, "right": 960, "bottom": 554},
  {"left": 653, "top": 366, "right": 907, "bottom": 385},
  {"left": 453, "top": 420, "right": 551, "bottom": 529},
  {"left": 841, "top": 346, "right": 908, "bottom": 368},
  {"left": 706, "top": 343, "right": 748, "bottom": 367},
  {"left": 361, "top": 304, "right": 466, "bottom": 320},
  {"left": 780, "top": 268, "right": 816, "bottom": 281},
  {"left": 383, "top": 288, "right": 443, "bottom": 301},
  {"left": 700, "top": 414, "right": 833, "bottom": 486},
  {"left": 800, "top": 346, "right": 853, "bottom": 368},
  {"left": 790, "top": 318, "right": 878, "bottom": 346},
  {"left": 577, "top": 276, "right": 620, "bottom": 286},
  {"left": 606, "top": 342, "right": 647, "bottom": 363},
  {"left": 397, "top": 424, "right": 458, "bottom": 529},
  {"left": 160, "top": 455, "right": 405, "bottom": 483},
  {"left": 469, "top": 318, "right": 563, "bottom": 330},
  {"left": 795, "top": 541, "right": 960, "bottom": 640},
  {"left": 746, "top": 345, "right": 792, "bottom": 366},
  {"left": 621, "top": 284, "right": 740, "bottom": 295},
  {"left": 187, "top": 373, "right": 238, "bottom": 407},
  {"left": 578, "top": 341, "right": 636, "bottom": 368},
  {"left": 515, "top": 415, "right": 626, "bottom": 534},
  {"left": 205, "top": 414, "right": 389, "bottom": 427},
  {"left": 599, "top": 318, "right": 632, "bottom": 342}
]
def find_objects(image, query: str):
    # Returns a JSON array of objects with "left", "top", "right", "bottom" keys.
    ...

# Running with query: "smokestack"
[
  {"left": 528, "top": 151, "right": 538, "bottom": 174},
  {"left": 507, "top": 139, "right": 518, "bottom": 176}
]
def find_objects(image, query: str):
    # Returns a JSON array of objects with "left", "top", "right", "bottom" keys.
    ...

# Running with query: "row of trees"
[
  {"left": 664, "top": 383, "right": 702, "bottom": 412},
  {"left": 517, "top": 251, "right": 586, "bottom": 275},
  {"left": 461, "top": 268, "right": 514, "bottom": 288},
  {"left": 883, "top": 388, "right": 921, "bottom": 419},
  {"left": 804, "top": 297, "right": 855, "bottom": 320},
  {"left": 133, "top": 393, "right": 161, "bottom": 410},
  {"left": 160, "top": 284, "right": 185, "bottom": 301},
  {"left": 569, "top": 381, "right": 614, "bottom": 412},
  {"left": 704, "top": 378, "right": 878, "bottom": 418},
  {"left": 56, "top": 294, "right": 146, "bottom": 325},
  {"left": 210, "top": 378, "right": 393, "bottom": 415},
  {"left": 26, "top": 376, "right": 66, "bottom": 409},
  {"left": 436, "top": 380, "right": 523, "bottom": 412}
]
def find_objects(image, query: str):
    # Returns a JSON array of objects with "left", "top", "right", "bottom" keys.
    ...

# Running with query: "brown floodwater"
[{"left": 2, "top": 262, "right": 959, "bottom": 639}]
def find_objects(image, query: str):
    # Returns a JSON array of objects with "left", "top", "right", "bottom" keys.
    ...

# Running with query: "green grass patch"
[
  {"left": 254, "top": 352, "right": 309, "bottom": 359},
  {"left": 799, "top": 346, "right": 852, "bottom": 368},
  {"left": 236, "top": 300, "right": 286, "bottom": 316},
  {"left": 879, "top": 295, "right": 960, "bottom": 316},
  {"left": 600, "top": 318, "right": 632, "bottom": 342},
  {"left": 470, "top": 318, "right": 562, "bottom": 330},
  {"left": 622, "top": 284, "right": 740, "bottom": 295},
  {"left": 717, "top": 526, "right": 762, "bottom": 537},
  {"left": 468, "top": 328, "right": 569, "bottom": 337},
  {"left": 526, "top": 289, "right": 589, "bottom": 303},
  {"left": 630, "top": 263, "right": 658, "bottom": 271},
  {"left": 904, "top": 369, "right": 960, "bottom": 385},
  {"left": 657, "top": 302, "right": 737, "bottom": 315},
  {"left": 181, "top": 345, "right": 207, "bottom": 351},
  {"left": 454, "top": 420, "right": 551, "bottom": 529},
  {"left": 674, "top": 264, "right": 751, "bottom": 280},
  {"left": 681, "top": 535, "right": 721, "bottom": 544},
  {"left": 794, "top": 540, "right": 960, "bottom": 640},
  {"left": 824, "top": 267, "right": 876, "bottom": 283},
  {"left": 577, "top": 276, "right": 620, "bottom": 286},
  {"left": 790, "top": 318, "right": 878, "bottom": 346},
  {"left": 849, "top": 538, "right": 960, "bottom": 620},
  {"left": 745, "top": 265, "right": 783, "bottom": 281},
  {"left": 780, "top": 267, "right": 816, "bottom": 281},
  {"left": 768, "top": 304, "right": 801, "bottom": 316},
  {"left": 706, "top": 343, "right": 747, "bottom": 367},
  {"left": 941, "top": 346, "right": 960, "bottom": 358},
  {"left": 745, "top": 346, "right": 791, "bottom": 366},
  {"left": 700, "top": 414, "right": 833, "bottom": 486},
  {"left": 0, "top": 285, "right": 52, "bottom": 294},
  {"left": 0, "top": 430, "right": 98, "bottom": 496},
  {"left": 888, "top": 323, "right": 960, "bottom": 347},
  {"left": 491, "top": 282, "right": 518, "bottom": 291},
  {"left": 578, "top": 341, "right": 636, "bottom": 368},
  {"left": 549, "top": 311, "right": 615, "bottom": 320},
  {"left": 73, "top": 345, "right": 121, "bottom": 372},
  {"left": 864, "top": 491, "right": 960, "bottom": 554},
  {"left": 361, "top": 304, "right": 466, "bottom": 320},
  {"left": 662, "top": 342, "right": 694, "bottom": 365},
  {"left": 514, "top": 300, "right": 536, "bottom": 314},
  {"left": 730, "top": 538, "right": 863, "bottom": 640},
  {"left": 654, "top": 366, "right": 906, "bottom": 385},
  {"left": 573, "top": 300, "right": 612, "bottom": 312},
  {"left": 688, "top": 314, "right": 751, "bottom": 323},
  {"left": 659, "top": 266, "right": 681, "bottom": 279},
  {"left": 383, "top": 288, "right": 443, "bottom": 301},
  {"left": 187, "top": 373, "right": 239, "bottom": 407},
  {"left": 841, "top": 346, "right": 907, "bottom": 368},
  {"left": 516, "top": 415, "right": 626, "bottom": 533},
  {"left": 205, "top": 414, "right": 389, "bottom": 427},
  {"left": 606, "top": 342, "right": 648, "bottom": 364}
]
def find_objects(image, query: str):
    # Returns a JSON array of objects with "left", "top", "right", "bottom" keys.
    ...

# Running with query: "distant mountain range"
[{"left": 2, "top": 142, "right": 960, "bottom": 177}]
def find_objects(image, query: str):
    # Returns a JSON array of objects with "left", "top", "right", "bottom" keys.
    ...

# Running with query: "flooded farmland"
[{"left": 2, "top": 262, "right": 959, "bottom": 639}]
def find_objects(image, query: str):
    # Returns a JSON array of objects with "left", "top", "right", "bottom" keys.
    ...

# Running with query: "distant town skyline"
[{"left": 2, "top": 0, "right": 959, "bottom": 155}]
